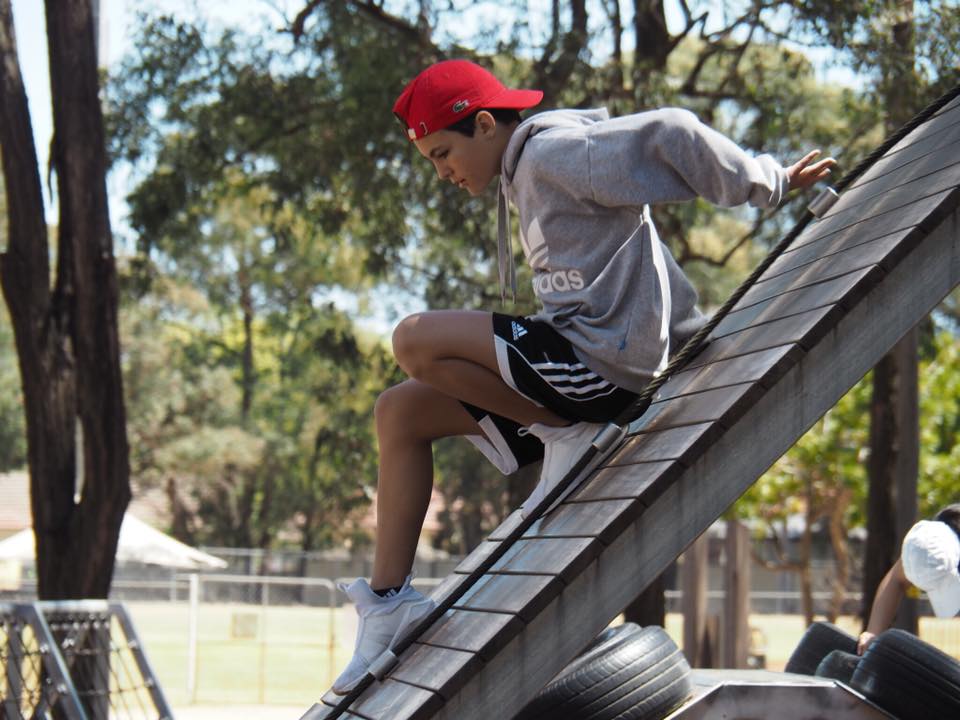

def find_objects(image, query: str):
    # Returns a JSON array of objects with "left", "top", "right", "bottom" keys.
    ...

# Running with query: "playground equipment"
[
  {"left": 306, "top": 88, "right": 960, "bottom": 719},
  {"left": 1, "top": 601, "right": 172, "bottom": 720}
]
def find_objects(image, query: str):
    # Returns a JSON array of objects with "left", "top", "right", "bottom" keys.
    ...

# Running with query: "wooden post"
[
  {"left": 723, "top": 519, "right": 751, "bottom": 668},
  {"left": 681, "top": 533, "right": 709, "bottom": 667}
]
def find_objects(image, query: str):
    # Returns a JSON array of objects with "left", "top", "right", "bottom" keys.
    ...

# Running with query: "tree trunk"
[
  {"left": 863, "top": 330, "right": 920, "bottom": 630},
  {"left": 0, "top": 0, "right": 129, "bottom": 599},
  {"left": 862, "top": 2, "right": 919, "bottom": 633},
  {"left": 633, "top": 0, "right": 671, "bottom": 70}
]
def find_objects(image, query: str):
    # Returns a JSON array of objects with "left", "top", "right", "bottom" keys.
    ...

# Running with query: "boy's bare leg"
[
  {"left": 392, "top": 310, "right": 569, "bottom": 427},
  {"left": 373, "top": 310, "right": 570, "bottom": 589},
  {"left": 371, "top": 379, "right": 481, "bottom": 589}
]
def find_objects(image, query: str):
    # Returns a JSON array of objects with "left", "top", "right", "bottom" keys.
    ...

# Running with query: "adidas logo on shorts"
[{"left": 512, "top": 321, "right": 528, "bottom": 341}]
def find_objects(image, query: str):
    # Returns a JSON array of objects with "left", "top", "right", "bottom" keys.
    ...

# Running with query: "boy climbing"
[{"left": 332, "top": 58, "right": 836, "bottom": 694}]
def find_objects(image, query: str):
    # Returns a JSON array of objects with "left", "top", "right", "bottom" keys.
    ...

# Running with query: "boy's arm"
[
  {"left": 858, "top": 558, "right": 911, "bottom": 655},
  {"left": 583, "top": 108, "right": 832, "bottom": 209}
]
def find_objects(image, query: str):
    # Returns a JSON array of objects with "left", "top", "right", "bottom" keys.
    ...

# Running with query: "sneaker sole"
[{"left": 330, "top": 598, "right": 437, "bottom": 696}]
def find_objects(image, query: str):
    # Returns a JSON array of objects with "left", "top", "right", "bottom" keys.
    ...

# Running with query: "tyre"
[
  {"left": 515, "top": 625, "right": 692, "bottom": 720},
  {"left": 784, "top": 622, "right": 858, "bottom": 675},
  {"left": 850, "top": 628, "right": 960, "bottom": 720},
  {"left": 561, "top": 623, "right": 643, "bottom": 679},
  {"left": 814, "top": 649, "right": 860, "bottom": 685}
]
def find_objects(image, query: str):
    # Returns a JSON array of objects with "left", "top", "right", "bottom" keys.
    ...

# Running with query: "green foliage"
[
  {"left": 741, "top": 326, "right": 960, "bottom": 534},
  {"left": 0, "top": 302, "right": 27, "bottom": 471},
  {"left": 919, "top": 329, "right": 960, "bottom": 515}
]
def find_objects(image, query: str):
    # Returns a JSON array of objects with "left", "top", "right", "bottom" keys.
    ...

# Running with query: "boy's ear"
[{"left": 475, "top": 110, "right": 497, "bottom": 137}]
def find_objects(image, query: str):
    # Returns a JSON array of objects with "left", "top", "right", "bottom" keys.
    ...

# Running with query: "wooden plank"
[
  {"left": 836, "top": 154, "right": 960, "bottom": 211},
  {"left": 427, "top": 573, "right": 474, "bottom": 606},
  {"left": 866, "top": 116, "right": 960, "bottom": 180},
  {"left": 487, "top": 510, "right": 524, "bottom": 541},
  {"left": 682, "top": 535, "right": 710, "bottom": 667},
  {"left": 639, "top": 383, "right": 760, "bottom": 429},
  {"left": 452, "top": 541, "right": 499, "bottom": 575},
  {"left": 806, "top": 161, "right": 960, "bottom": 240},
  {"left": 690, "top": 306, "right": 838, "bottom": 369},
  {"left": 456, "top": 537, "right": 601, "bottom": 581},
  {"left": 346, "top": 679, "right": 443, "bottom": 720},
  {"left": 389, "top": 644, "right": 481, "bottom": 700},
  {"left": 767, "top": 224, "right": 916, "bottom": 281},
  {"left": 417, "top": 608, "right": 521, "bottom": 661},
  {"left": 483, "top": 537, "right": 603, "bottom": 582},
  {"left": 571, "top": 460, "right": 675, "bottom": 501},
  {"left": 608, "top": 422, "right": 717, "bottom": 466},
  {"left": 430, "top": 206, "right": 960, "bottom": 720},
  {"left": 524, "top": 498, "right": 639, "bottom": 545},
  {"left": 931, "top": 94, "right": 960, "bottom": 119},
  {"left": 723, "top": 520, "right": 752, "bottom": 669},
  {"left": 787, "top": 188, "right": 954, "bottom": 254},
  {"left": 933, "top": 94, "right": 960, "bottom": 116},
  {"left": 656, "top": 345, "right": 800, "bottom": 402},
  {"left": 741, "top": 231, "right": 910, "bottom": 307},
  {"left": 453, "top": 573, "right": 562, "bottom": 622},
  {"left": 712, "top": 266, "right": 878, "bottom": 338}
]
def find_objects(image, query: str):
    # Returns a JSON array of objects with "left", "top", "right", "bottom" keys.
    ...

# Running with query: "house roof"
[
  {"left": 0, "top": 471, "right": 29, "bottom": 535},
  {"left": 0, "top": 470, "right": 171, "bottom": 536}
]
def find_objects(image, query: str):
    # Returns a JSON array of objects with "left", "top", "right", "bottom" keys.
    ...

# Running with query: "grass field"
[{"left": 124, "top": 601, "right": 960, "bottom": 708}]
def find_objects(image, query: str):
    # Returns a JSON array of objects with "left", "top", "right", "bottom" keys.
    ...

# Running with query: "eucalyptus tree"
[{"left": 0, "top": 0, "right": 129, "bottom": 599}]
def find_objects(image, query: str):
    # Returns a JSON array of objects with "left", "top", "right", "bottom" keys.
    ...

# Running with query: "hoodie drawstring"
[{"left": 497, "top": 180, "right": 517, "bottom": 303}]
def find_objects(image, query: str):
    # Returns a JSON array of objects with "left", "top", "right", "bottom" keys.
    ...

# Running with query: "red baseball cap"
[{"left": 393, "top": 59, "right": 543, "bottom": 141}]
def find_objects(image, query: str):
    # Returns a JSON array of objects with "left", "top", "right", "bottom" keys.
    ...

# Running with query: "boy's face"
[{"left": 414, "top": 113, "right": 503, "bottom": 196}]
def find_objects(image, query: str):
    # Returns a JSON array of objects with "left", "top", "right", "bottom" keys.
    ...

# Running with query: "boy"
[
  {"left": 332, "top": 59, "right": 835, "bottom": 694},
  {"left": 858, "top": 504, "right": 960, "bottom": 654}
]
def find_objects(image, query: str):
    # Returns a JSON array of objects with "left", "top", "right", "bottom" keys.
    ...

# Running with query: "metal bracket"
[
  {"left": 808, "top": 186, "right": 840, "bottom": 218},
  {"left": 368, "top": 649, "right": 399, "bottom": 680}
]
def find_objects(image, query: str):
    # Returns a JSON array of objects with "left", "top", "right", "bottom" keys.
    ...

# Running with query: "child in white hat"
[{"left": 858, "top": 504, "right": 960, "bottom": 654}]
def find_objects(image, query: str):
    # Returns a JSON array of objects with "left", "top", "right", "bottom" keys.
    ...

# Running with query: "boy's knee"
[
  {"left": 392, "top": 314, "right": 430, "bottom": 377},
  {"left": 374, "top": 385, "right": 408, "bottom": 431}
]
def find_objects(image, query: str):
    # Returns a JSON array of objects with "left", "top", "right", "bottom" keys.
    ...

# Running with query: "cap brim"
[
  {"left": 486, "top": 88, "right": 544, "bottom": 111},
  {"left": 928, "top": 574, "right": 960, "bottom": 618}
]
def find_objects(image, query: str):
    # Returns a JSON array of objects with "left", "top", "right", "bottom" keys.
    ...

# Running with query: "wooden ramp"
[{"left": 307, "top": 94, "right": 960, "bottom": 720}]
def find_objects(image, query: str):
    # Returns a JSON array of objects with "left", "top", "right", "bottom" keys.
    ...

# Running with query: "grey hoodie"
[{"left": 497, "top": 107, "right": 789, "bottom": 393}]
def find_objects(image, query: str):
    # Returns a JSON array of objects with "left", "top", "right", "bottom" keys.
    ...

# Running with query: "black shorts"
[{"left": 461, "top": 313, "right": 639, "bottom": 473}]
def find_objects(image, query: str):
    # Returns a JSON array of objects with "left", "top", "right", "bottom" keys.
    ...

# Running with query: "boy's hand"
[
  {"left": 857, "top": 631, "right": 876, "bottom": 655},
  {"left": 788, "top": 149, "right": 837, "bottom": 191}
]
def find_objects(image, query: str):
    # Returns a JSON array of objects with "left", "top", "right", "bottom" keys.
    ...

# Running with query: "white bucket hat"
[{"left": 901, "top": 519, "right": 960, "bottom": 618}]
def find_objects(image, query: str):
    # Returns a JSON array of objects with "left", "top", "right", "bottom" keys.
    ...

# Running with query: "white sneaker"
[
  {"left": 331, "top": 575, "right": 436, "bottom": 695},
  {"left": 520, "top": 421, "right": 611, "bottom": 518}
]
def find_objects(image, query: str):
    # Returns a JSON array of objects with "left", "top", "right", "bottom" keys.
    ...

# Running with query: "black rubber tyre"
[
  {"left": 850, "top": 628, "right": 960, "bottom": 720},
  {"left": 814, "top": 649, "right": 860, "bottom": 685},
  {"left": 784, "top": 622, "right": 858, "bottom": 675},
  {"left": 561, "top": 623, "right": 643, "bottom": 679},
  {"left": 516, "top": 625, "right": 693, "bottom": 720}
]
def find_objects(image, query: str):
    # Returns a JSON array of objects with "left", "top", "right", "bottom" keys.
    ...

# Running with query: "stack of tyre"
[
  {"left": 513, "top": 623, "right": 693, "bottom": 720},
  {"left": 785, "top": 622, "right": 960, "bottom": 719}
]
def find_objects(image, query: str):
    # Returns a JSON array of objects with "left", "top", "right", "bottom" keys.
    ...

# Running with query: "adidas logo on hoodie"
[{"left": 511, "top": 321, "right": 528, "bottom": 341}]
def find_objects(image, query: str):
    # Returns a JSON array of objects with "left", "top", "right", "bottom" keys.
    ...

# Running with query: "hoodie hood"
[{"left": 496, "top": 109, "right": 611, "bottom": 301}]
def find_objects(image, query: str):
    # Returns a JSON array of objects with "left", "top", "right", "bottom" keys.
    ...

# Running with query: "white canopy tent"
[{"left": 0, "top": 513, "right": 228, "bottom": 570}]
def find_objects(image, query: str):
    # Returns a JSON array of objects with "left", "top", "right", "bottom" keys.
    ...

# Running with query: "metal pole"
[
  {"left": 187, "top": 573, "right": 199, "bottom": 703},
  {"left": 259, "top": 581, "right": 268, "bottom": 704},
  {"left": 328, "top": 582, "right": 336, "bottom": 688}
]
